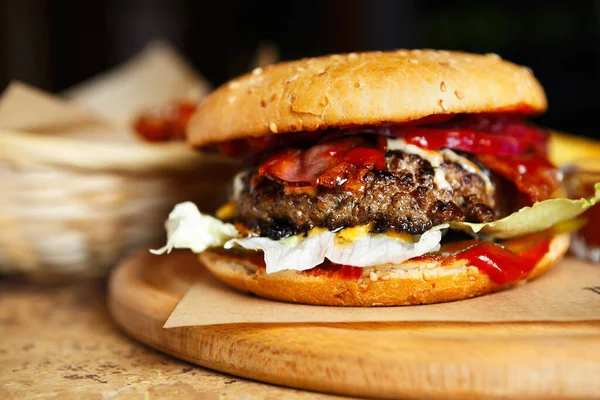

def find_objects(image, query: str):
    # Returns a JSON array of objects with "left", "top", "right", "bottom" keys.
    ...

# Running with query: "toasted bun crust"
[
  {"left": 188, "top": 49, "right": 547, "bottom": 147},
  {"left": 199, "top": 233, "right": 569, "bottom": 306}
]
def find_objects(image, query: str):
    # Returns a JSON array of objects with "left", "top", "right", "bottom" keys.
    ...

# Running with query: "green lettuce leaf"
[{"left": 450, "top": 183, "right": 600, "bottom": 239}]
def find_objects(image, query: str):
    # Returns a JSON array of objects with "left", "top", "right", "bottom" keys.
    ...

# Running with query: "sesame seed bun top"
[{"left": 187, "top": 49, "right": 547, "bottom": 147}]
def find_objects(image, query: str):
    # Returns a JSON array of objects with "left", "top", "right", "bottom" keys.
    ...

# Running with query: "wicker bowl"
[{"left": 0, "top": 130, "right": 239, "bottom": 282}]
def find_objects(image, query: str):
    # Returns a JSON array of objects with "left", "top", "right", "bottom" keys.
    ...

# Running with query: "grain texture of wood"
[{"left": 108, "top": 251, "right": 600, "bottom": 400}]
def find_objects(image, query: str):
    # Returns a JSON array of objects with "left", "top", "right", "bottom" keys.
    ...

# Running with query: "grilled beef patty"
[{"left": 236, "top": 151, "right": 498, "bottom": 239}]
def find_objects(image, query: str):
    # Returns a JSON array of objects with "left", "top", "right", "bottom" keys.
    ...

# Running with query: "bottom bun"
[{"left": 199, "top": 233, "right": 570, "bottom": 306}]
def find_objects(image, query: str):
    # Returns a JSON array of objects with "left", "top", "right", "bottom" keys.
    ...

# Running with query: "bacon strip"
[
  {"left": 478, "top": 154, "right": 560, "bottom": 203},
  {"left": 258, "top": 137, "right": 386, "bottom": 188}
]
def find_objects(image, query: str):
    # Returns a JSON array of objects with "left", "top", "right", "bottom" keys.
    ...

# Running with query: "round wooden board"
[{"left": 108, "top": 251, "right": 600, "bottom": 399}]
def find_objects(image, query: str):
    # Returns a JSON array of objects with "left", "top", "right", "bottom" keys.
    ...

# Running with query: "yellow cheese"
[
  {"left": 336, "top": 224, "right": 372, "bottom": 242},
  {"left": 215, "top": 201, "right": 237, "bottom": 220},
  {"left": 307, "top": 227, "right": 328, "bottom": 237},
  {"left": 385, "top": 231, "right": 413, "bottom": 242}
]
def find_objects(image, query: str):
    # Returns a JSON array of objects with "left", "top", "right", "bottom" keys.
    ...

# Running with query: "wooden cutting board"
[{"left": 108, "top": 251, "right": 600, "bottom": 399}]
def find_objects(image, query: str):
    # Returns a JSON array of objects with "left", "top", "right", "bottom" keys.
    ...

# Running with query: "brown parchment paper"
[
  {"left": 164, "top": 257, "right": 600, "bottom": 327},
  {"left": 0, "top": 81, "right": 124, "bottom": 142}
]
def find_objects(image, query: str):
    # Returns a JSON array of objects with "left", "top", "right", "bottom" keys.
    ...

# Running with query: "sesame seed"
[
  {"left": 523, "top": 66, "right": 533, "bottom": 74},
  {"left": 412, "top": 49, "right": 423, "bottom": 55},
  {"left": 252, "top": 67, "right": 263, "bottom": 75},
  {"left": 439, "top": 50, "right": 450, "bottom": 56},
  {"left": 438, "top": 99, "right": 448, "bottom": 111},
  {"left": 227, "top": 96, "right": 236, "bottom": 104},
  {"left": 486, "top": 53, "right": 501, "bottom": 60},
  {"left": 397, "top": 50, "right": 408, "bottom": 56},
  {"left": 321, "top": 95, "right": 329, "bottom": 106},
  {"left": 464, "top": 57, "right": 473, "bottom": 63},
  {"left": 359, "top": 283, "right": 368, "bottom": 290},
  {"left": 317, "top": 68, "right": 327, "bottom": 75},
  {"left": 269, "top": 122, "right": 278, "bottom": 133},
  {"left": 380, "top": 274, "right": 391, "bottom": 281},
  {"left": 354, "top": 81, "right": 364, "bottom": 88},
  {"left": 347, "top": 52, "right": 358, "bottom": 61},
  {"left": 426, "top": 262, "right": 437, "bottom": 269},
  {"left": 330, "top": 54, "right": 343, "bottom": 61},
  {"left": 296, "top": 66, "right": 305, "bottom": 72},
  {"left": 422, "top": 271, "right": 433, "bottom": 281},
  {"left": 439, "top": 61, "right": 450, "bottom": 67},
  {"left": 408, "top": 59, "right": 419, "bottom": 64},
  {"left": 454, "top": 90, "right": 464, "bottom": 100},
  {"left": 286, "top": 74, "right": 298, "bottom": 83},
  {"left": 369, "top": 271, "right": 378, "bottom": 281},
  {"left": 440, "top": 81, "right": 447, "bottom": 92},
  {"left": 228, "top": 81, "right": 239, "bottom": 89}
]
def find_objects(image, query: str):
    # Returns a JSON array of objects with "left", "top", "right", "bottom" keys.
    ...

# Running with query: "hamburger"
[{"left": 153, "top": 49, "right": 600, "bottom": 306}]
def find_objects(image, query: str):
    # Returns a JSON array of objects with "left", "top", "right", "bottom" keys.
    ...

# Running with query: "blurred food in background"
[
  {"left": 549, "top": 131, "right": 600, "bottom": 166},
  {"left": 134, "top": 100, "right": 197, "bottom": 142},
  {"left": 564, "top": 159, "right": 600, "bottom": 263},
  {"left": 0, "top": 43, "right": 239, "bottom": 282}
]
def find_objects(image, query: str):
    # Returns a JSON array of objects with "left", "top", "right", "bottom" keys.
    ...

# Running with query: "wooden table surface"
[{"left": 0, "top": 277, "right": 350, "bottom": 400}]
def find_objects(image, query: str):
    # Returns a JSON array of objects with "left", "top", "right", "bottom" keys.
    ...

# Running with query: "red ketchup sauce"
[
  {"left": 303, "top": 261, "right": 364, "bottom": 280},
  {"left": 442, "top": 238, "right": 551, "bottom": 285},
  {"left": 219, "top": 233, "right": 551, "bottom": 285}
]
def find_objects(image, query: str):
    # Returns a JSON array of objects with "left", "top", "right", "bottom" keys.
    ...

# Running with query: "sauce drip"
[
  {"left": 444, "top": 238, "right": 551, "bottom": 285},
  {"left": 303, "top": 261, "right": 364, "bottom": 280}
]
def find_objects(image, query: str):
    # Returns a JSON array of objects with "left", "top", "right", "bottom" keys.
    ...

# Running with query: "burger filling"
[
  {"left": 237, "top": 149, "right": 498, "bottom": 240},
  {"left": 154, "top": 114, "right": 600, "bottom": 284}
]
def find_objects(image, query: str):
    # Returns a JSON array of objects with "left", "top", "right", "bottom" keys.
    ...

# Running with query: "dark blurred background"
[{"left": 1, "top": 0, "right": 599, "bottom": 137}]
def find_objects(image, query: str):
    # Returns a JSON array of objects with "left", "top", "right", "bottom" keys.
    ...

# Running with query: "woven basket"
[{"left": 0, "top": 130, "right": 239, "bottom": 281}]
